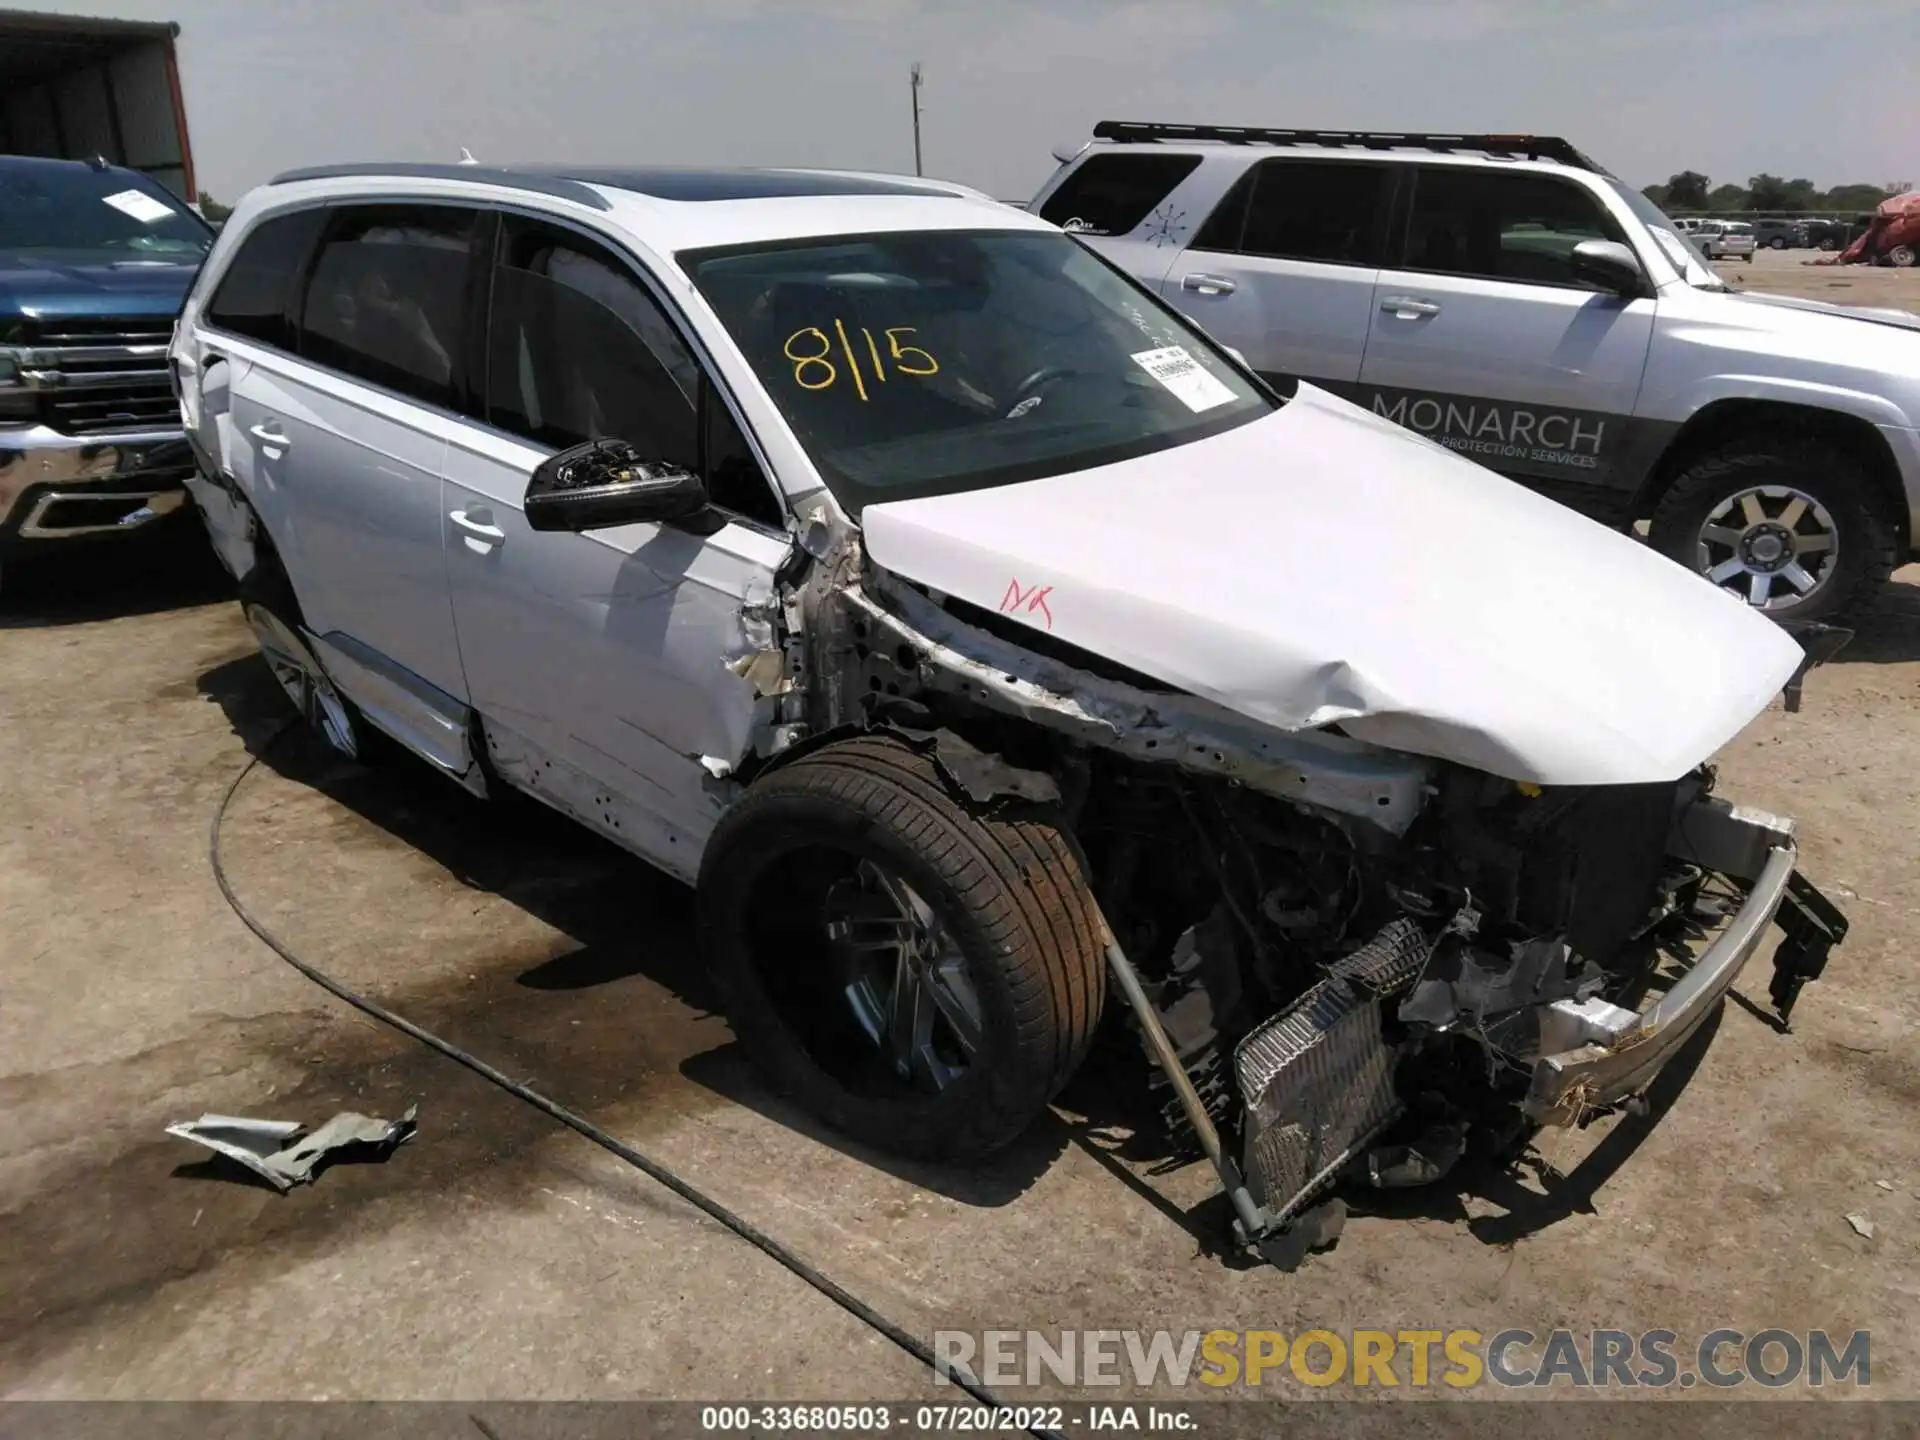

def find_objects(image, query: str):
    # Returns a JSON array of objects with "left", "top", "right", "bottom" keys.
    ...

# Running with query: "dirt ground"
[
  {"left": 2, "top": 274, "right": 1919, "bottom": 1407},
  {"left": 1707, "top": 242, "right": 1920, "bottom": 308}
]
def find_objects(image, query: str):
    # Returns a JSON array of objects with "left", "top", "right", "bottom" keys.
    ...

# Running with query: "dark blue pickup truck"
[{"left": 0, "top": 156, "right": 212, "bottom": 578}]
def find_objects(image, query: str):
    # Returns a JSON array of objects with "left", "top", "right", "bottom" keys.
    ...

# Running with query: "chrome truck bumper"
[
  {"left": 1526, "top": 798, "right": 1846, "bottom": 1125},
  {"left": 0, "top": 426, "right": 193, "bottom": 553}
]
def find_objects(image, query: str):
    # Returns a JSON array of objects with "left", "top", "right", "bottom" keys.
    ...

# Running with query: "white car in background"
[{"left": 1699, "top": 221, "right": 1756, "bottom": 262}]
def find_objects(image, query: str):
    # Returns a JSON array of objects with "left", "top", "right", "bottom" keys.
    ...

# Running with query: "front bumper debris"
[{"left": 1525, "top": 798, "right": 1843, "bottom": 1126}]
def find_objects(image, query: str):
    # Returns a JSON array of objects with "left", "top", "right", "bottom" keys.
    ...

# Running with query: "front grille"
[
  {"left": 44, "top": 383, "right": 181, "bottom": 435},
  {"left": 17, "top": 317, "right": 180, "bottom": 437},
  {"left": 27, "top": 318, "right": 175, "bottom": 347}
]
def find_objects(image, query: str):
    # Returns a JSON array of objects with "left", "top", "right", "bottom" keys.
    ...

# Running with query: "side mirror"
[
  {"left": 1570, "top": 239, "right": 1646, "bottom": 297},
  {"left": 523, "top": 439, "right": 708, "bottom": 533}
]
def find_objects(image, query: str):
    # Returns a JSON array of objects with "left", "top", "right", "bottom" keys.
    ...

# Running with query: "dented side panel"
[{"left": 440, "top": 422, "right": 793, "bottom": 845}]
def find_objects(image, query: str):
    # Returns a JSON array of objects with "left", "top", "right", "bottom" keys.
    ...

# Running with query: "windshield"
[
  {"left": 684, "top": 229, "right": 1274, "bottom": 511},
  {"left": 0, "top": 164, "right": 211, "bottom": 257},
  {"left": 1608, "top": 179, "right": 1724, "bottom": 290}
]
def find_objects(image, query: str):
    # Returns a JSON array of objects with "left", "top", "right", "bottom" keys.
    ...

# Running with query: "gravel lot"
[{"left": 3, "top": 261, "right": 1918, "bottom": 1408}]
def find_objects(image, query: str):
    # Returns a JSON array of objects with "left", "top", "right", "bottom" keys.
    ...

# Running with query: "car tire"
[
  {"left": 697, "top": 733, "right": 1106, "bottom": 1162},
  {"left": 1889, "top": 245, "right": 1917, "bottom": 269},
  {"left": 1649, "top": 440, "right": 1897, "bottom": 624},
  {"left": 239, "top": 555, "right": 369, "bottom": 761},
  {"left": 1770, "top": 237, "right": 1788, "bottom": 250}
]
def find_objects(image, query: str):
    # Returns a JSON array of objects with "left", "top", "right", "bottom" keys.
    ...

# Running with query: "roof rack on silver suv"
[{"left": 1089, "top": 120, "right": 1605, "bottom": 174}]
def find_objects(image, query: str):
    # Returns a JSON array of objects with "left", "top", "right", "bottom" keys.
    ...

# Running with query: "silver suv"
[
  {"left": 172, "top": 161, "right": 1843, "bottom": 1261},
  {"left": 1035, "top": 123, "right": 1920, "bottom": 622}
]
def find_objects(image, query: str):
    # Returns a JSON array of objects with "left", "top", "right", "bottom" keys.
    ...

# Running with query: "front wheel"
[
  {"left": 697, "top": 734, "right": 1106, "bottom": 1162},
  {"left": 1889, "top": 245, "right": 1917, "bottom": 269},
  {"left": 1648, "top": 440, "right": 1896, "bottom": 623}
]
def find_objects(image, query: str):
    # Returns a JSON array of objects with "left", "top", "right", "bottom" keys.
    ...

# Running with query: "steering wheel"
[{"left": 1002, "top": 364, "right": 1076, "bottom": 418}]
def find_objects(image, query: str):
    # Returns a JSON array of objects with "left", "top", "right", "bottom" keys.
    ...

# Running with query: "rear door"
[
  {"left": 226, "top": 202, "right": 485, "bottom": 768},
  {"left": 1159, "top": 158, "right": 1395, "bottom": 388},
  {"left": 1355, "top": 166, "right": 1657, "bottom": 507}
]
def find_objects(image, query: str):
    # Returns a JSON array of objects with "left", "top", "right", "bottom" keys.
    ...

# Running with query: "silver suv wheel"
[
  {"left": 1694, "top": 485, "right": 1838, "bottom": 611},
  {"left": 246, "top": 603, "right": 360, "bottom": 758},
  {"left": 828, "top": 859, "right": 985, "bottom": 1094}
]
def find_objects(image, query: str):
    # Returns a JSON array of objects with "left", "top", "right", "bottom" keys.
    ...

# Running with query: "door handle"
[
  {"left": 449, "top": 507, "right": 507, "bottom": 553},
  {"left": 248, "top": 421, "right": 290, "bottom": 450},
  {"left": 1180, "top": 272, "right": 1238, "bottom": 295},
  {"left": 1380, "top": 295, "right": 1442, "bottom": 319}
]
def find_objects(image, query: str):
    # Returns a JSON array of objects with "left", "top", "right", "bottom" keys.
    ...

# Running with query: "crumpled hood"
[
  {"left": 0, "top": 249, "right": 200, "bottom": 327},
  {"left": 860, "top": 384, "right": 1805, "bottom": 786}
]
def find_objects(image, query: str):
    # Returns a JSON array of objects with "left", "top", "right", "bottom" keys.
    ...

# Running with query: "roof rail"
[
  {"left": 1090, "top": 121, "right": 1605, "bottom": 174},
  {"left": 267, "top": 162, "right": 612, "bottom": 211}
]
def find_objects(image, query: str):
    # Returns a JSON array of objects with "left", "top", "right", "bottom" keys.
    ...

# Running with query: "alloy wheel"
[
  {"left": 1693, "top": 485, "right": 1838, "bottom": 611},
  {"left": 823, "top": 859, "right": 984, "bottom": 1094},
  {"left": 246, "top": 604, "right": 359, "bottom": 758}
]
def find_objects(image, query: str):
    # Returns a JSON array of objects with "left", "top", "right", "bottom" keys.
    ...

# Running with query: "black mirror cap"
[
  {"left": 524, "top": 439, "right": 708, "bottom": 533},
  {"left": 1571, "top": 239, "right": 1647, "bottom": 297}
]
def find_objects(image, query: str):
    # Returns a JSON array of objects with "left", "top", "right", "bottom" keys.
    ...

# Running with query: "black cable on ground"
[{"left": 211, "top": 726, "right": 1054, "bottom": 1433}]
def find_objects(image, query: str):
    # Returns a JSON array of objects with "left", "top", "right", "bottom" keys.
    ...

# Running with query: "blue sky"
[{"left": 41, "top": 0, "right": 1920, "bottom": 203}]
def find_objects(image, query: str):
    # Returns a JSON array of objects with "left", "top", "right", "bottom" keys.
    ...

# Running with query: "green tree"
[
  {"left": 1707, "top": 182, "right": 1748, "bottom": 212},
  {"left": 1746, "top": 174, "right": 1791, "bottom": 211},
  {"left": 1822, "top": 183, "right": 1890, "bottom": 214},
  {"left": 1641, "top": 182, "right": 1670, "bottom": 208},
  {"left": 1664, "top": 170, "right": 1710, "bottom": 210},
  {"left": 1780, "top": 177, "right": 1819, "bottom": 209}
]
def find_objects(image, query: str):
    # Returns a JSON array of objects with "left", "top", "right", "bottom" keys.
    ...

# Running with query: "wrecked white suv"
[{"left": 172, "top": 163, "right": 1847, "bottom": 1263}]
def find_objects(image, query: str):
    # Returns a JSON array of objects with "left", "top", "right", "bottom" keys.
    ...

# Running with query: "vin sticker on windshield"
[
  {"left": 102, "top": 189, "right": 176, "bottom": 225},
  {"left": 1130, "top": 345, "right": 1235, "bottom": 413}
]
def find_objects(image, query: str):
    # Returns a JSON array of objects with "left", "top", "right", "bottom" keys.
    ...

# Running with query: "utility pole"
[{"left": 910, "top": 62, "right": 923, "bottom": 177}]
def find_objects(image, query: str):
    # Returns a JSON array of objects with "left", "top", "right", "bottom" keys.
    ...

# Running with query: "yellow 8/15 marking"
[
  {"left": 782, "top": 322, "right": 940, "bottom": 398},
  {"left": 782, "top": 327, "right": 837, "bottom": 391}
]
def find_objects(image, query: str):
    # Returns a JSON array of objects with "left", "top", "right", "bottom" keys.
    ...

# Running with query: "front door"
[
  {"left": 1355, "top": 166, "right": 1657, "bottom": 502},
  {"left": 442, "top": 213, "right": 792, "bottom": 877}
]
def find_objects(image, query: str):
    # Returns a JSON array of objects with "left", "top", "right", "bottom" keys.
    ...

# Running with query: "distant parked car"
[
  {"left": 1752, "top": 218, "right": 1807, "bottom": 250},
  {"left": 1695, "top": 222, "right": 1755, "bottom": 263},
  {"left": 1803, "top": 218, "right": 1847, "bottom": 251}
]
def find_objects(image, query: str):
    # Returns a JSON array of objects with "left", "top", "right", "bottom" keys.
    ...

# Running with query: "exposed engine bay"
[{"left": 776, "top": 557, "right": 1851, "bottom": 1264}]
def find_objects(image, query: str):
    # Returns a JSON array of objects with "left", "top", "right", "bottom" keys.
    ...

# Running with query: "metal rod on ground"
[
  {"left": 1092, "top": 912, "right": 1273, "bottom": 1245},
  {"left": 910, "top": 61, "right": 923, "bottom": 177}
]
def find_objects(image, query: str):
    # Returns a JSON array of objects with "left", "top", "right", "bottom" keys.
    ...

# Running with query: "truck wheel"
[
  {"left": 697, "top": 734, "right": 1106, "bottom": 1162},
  {"left": 1649, "top": 440, "right": 1896, "bottom": 623},
  {"left": 240, "top": 556, "right": 367, "bottom": 760},
  {"left": 1889, "top": 245, "right": 1917, "bottom": 268}
]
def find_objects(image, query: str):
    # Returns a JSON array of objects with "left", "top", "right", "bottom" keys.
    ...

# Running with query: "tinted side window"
[
  {"left": 1401, "top": 169, "right": 1625, "bottom": 287},
  {"left": 1236, "top": 161, "right": 1391, "bottom": 266},
  {"left": 1037, "top": 153, "right": 1202, "bottom": 237},
  {"left": 486, "top": 218, "right": 698, "bottom": 469},
  {"left": 298, "top": 205, "right": 479, "bottom": 407},
  {"left": 205, "top": 209, "right": 326, "bottom": 349}
]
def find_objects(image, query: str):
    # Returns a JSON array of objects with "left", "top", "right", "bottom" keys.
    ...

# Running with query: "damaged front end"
[{"left": 807, "top": 562, "right": 1847, "bottom": 1266}]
